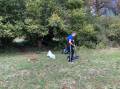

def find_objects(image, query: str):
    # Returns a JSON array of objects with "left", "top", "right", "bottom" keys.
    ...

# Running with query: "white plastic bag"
[{"left": 47, "top": 50, "right": 56, "bottom": 59}]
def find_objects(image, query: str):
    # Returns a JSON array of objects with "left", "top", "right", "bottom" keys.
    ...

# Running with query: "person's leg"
[
  {"left": 68, "top": 45, "right": 75, "bottom": 62},
  {"left": 68, "top": 45, "right": 72, "bottom": 62},
  {"left": 71, "top": 46, "right": 74, "bottom": 62}
]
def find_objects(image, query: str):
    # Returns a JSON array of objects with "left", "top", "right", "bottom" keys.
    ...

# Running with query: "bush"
[
  {"left": 96, "top": 42, "right": 107, "bottom": 49},
  {"left": 94, "top": 16, "right": 120, "bottom": 48},
  {"left": 107, "top": 17, "right": 120, "bottom": 45},
  {"left": 83, "top": 41, "right": 96, "bottom": 49}
]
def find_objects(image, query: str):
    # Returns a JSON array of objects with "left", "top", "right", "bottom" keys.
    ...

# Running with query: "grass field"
[{"left": 0, "top": 48, "right": 120, "bottom": 89}]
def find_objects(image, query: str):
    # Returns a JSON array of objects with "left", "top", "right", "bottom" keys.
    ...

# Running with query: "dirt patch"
[
  {"left": 60, "top": 79, "right": 77, "bottom": 89},
  {"left": 24, "top": 52, "right": 39, "bottom": 62}
]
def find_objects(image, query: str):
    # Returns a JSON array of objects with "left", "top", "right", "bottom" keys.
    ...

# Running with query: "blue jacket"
[{"left": 67, "top": 35, "right": 74, "bottom": 45}]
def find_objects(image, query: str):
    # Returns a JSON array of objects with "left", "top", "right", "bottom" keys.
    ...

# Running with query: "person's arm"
[{"left": 69, "top": 39, "right": 74, "bottom": 46}]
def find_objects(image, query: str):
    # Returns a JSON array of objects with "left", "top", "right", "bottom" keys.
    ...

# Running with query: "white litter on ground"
[{"left": 47, "top": 50, "right": 56, "bottom": 59}]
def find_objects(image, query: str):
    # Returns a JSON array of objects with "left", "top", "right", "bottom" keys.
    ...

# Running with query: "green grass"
[{"left": 0, "top": 48, "right": 120, "bottom": 89}]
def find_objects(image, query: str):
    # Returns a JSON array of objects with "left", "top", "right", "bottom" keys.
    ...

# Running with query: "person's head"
[{"left": 71, "top": 32, "right": 77, "bottom": 37}]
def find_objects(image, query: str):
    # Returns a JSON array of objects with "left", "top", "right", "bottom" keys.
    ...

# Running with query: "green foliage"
[
  {"left": 0, "top": 0, "right": 26, "bottom": 38},
  {"left": 0, "top": 0, "right": 85, "bottom": 36},
  {"left": 66, "top": 0, "right": 84, "bottom": 9},
  {"left": 83, "top": 24, "right": 96, "bottom": 35},
  {"left": 95, "top": 16, "right": 120, "bottom": 47},
  {"left": 107, "top": 17, "right": 120, "bottom": 42},
  {"left": 0, "top": 17, "right": 14, "bottom": 37},
  {"left": 49, "top": 13, "right": 64, "bottom": 29},
  {"left": 0, "top": 0, "right": 120, "bottom": 48},
  {"left": 96, "top": 42, "right": 107, "bottom": 49}
]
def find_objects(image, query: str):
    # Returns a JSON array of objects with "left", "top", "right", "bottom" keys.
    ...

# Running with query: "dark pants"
[{"left": 68, "top": 45, "right": 74, "bottom": 62}]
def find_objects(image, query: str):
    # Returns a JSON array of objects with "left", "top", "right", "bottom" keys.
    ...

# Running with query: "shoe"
[
  {"left": 68, "top": 59, "right": 74, "bottom": 62},
  {"left": 70, "top": 62, "right": 74, "bottom": 64}
]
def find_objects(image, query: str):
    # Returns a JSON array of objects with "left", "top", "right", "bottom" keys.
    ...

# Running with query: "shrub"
[{"left": 96, "top": 42, "right": 107, "bottom": 49}]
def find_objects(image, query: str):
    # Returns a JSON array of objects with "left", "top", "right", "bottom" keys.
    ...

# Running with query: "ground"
[{"left": 0, "top": 47, "right": 120, "bottom": 89}]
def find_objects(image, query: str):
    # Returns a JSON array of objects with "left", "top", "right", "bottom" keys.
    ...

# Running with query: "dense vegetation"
[{"left": 0, "top": 0, "right": 120, "bottom": 48}]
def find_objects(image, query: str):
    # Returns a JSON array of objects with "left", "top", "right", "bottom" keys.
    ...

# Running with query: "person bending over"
[{"left": 67, "top": 32, "right": 77, "bottom": 62}]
